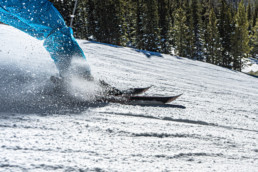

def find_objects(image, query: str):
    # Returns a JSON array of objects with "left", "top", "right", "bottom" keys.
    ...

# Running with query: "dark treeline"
[{"left": 50, "top": 0, "right": 258, "bottom": 71}]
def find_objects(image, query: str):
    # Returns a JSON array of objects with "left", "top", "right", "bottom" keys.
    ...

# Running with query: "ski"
[
  {"left": 99, "top": 80, "right": 151, "bottom": 96},
  {"left": 50, "top": 76, "right": 151, "bottom": 96},
  {"left": 101, "top": 94, "right": 182, "bottom": 105},
  {"left": 50, "top": 76, "right": 182, "bottom": 105},
  {"left": 128, "top": 94, "right": 182, "bottom": 104},
  {"left": 117, "top": 86, "right": 152, "bottom": 96}
]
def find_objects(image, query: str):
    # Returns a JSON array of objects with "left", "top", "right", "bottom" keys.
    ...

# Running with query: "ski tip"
[
  {"left": 148, "top": 85, "right": 154, "bottom": 89},
  {"left": 165, "top": 94, "right": 183, "bottom": 103},
  {"left": 141, "top": 85, "right": 153, "bottom": 91},
  {"left": 144, "top": 85, "right": 153, "bottom": 90}
]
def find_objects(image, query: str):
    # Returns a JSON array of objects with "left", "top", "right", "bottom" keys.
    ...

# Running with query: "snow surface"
[
  {"left": 0, "top": 24, "right": 258, "bottom": 172},
  {"left": 242, "top": 58, "right": 258, "bottom": 75}
]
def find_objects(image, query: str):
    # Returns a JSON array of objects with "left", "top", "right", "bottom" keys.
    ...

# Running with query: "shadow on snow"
[{"left": 101, "top": 112, "right": 258, "bottom": 134}]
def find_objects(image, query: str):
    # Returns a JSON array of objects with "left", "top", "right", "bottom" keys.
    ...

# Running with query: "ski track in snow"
[{"left": 0, "top": 25, "right": 258, "bottom": 172}]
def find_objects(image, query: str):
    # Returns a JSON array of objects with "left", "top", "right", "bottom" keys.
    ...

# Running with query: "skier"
[
  {"left": 0, "top": 0, "right": 92, "bottom": 80},
  {"left": 0, "top": 0, "right": 183, "bottom": 103}
]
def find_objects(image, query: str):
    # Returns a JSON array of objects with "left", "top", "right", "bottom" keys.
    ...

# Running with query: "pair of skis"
[
  {"left": 51, "top": 76, "right": 182, "bottom": 105},
  {"left": 100, "top": 86, "right": 182, "bottom": 105}
]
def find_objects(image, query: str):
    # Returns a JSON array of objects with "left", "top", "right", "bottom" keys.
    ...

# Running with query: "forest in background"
[{"left": 50, "top": 0, "right": 258, "bottom": 71}]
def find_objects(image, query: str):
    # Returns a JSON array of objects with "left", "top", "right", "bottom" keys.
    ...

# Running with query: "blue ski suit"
[{"left": 0, "top": 0, "right": 90, "bottom": 76}]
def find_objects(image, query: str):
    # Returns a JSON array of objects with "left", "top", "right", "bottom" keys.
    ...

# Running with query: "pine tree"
[
  {"left": 218, "top": 0, "right": 234, "bottom": 68},
  {"left": 113, "top": 0, "right": 128, "bottom": 46},
  {"left": 232, "top": 0, "right": 251, "bottom": 71},
  {"left": 251, "top": 20, "right": 258, "bottom": 58},
  {"left": 247, "top": 0, "right": 253, "bottom": 32},
  {"left": 167, "top": 0, "right": 181, "bottom": 48},
  {"left": 73, "top": 0, "right": 88, "bottom": 39},
  {"left": 198, "top": 0, "right": 209, "bottom": 61},
  {"left": 135, "top": 0, "right": 145, "bottom": 50},
  {"left": 49, "top": 0, "right": 73, "bottom": 26},
  {"left": 93, "top": 0, "right": 105, "bottom": 42},
  {"left": 142, "top": 0, "right": 160, "bottom": 52},
  {"left": 106, "top": 0, "right": 124, "bottom": 45},
  {"left": 89, "top": 0, "right": 126, "bottom": 45},
  {"left": 200, "top": 0, "right": 211, "bottom": 50},
  {"left": 253, "top": 2, "right": 258, "bottom": 27},
  {"left": 206, "top": 8, "right": 222, "bottom": 64},
  {"left": 185, "top": 1, "right": 195, "bottom": 59},
  {"left": 85, "top": 0, "right": 96, "bottom": 40},
  {"left": 158, "top": 0, "right": 172, "bottom": 54},
  {"left": 189, "top": 0, "right": 203, "bottom": 60},
  {"left": 124, "top": 0, "right": 137, "bottom": 47},
  {"left": 173, "top": 7, "right": 188, "bottom": 57}
]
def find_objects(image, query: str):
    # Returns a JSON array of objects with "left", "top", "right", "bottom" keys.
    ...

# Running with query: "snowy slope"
[{"left": 0, "top": 24, "right": 258, "bottom": 172}]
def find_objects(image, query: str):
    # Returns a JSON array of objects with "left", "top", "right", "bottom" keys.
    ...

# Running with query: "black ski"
[
  {"left": 99, "top": 80, "right": 151, "bottom": 96},
  {"left": 128, "top": 94, "right": 182, "bottom": 104},
  {"left": 118, "top": 86, "right": 152, "bottom": 96},
  {"left": 50, "top": 76, "right": 151, "bottom": 96},
  {"left": 102, "top": 94, "right": 182, "bottom": 105},
  {"left": 50, "top": 76, "right": 182, "bottom": 105}
]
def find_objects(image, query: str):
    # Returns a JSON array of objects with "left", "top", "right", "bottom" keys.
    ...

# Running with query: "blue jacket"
[{"left": 0, "top": 0, "right": 89, "bottom": 75}]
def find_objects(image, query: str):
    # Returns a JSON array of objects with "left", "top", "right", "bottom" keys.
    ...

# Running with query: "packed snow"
[
  {"left": 0, "top": 24, "right": 258, "bottom": 172},
  {"left": 242, "top": 58, "right": 258, "bottom": 75}
]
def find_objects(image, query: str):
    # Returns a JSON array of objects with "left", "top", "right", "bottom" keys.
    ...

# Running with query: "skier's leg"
[{"left": 0, "top": 0, "right": 91, "bottom": 77}]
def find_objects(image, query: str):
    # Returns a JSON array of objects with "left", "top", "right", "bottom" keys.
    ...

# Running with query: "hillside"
[{"left": 0, "top": 24, "right": 258, "bottom": 171}]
